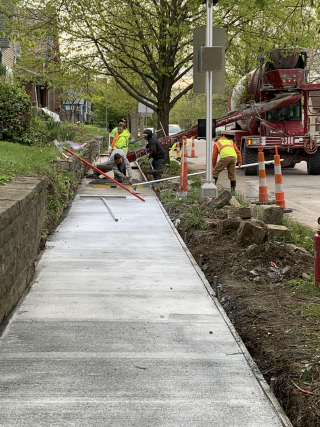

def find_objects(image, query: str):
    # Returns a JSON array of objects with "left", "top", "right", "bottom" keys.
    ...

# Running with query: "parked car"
[{"left": 169, "top": 124, "right": 182, "bottom": 136}]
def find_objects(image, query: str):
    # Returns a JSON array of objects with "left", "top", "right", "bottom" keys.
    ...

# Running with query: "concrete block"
[
  {"left": 208, "top": 189, "right": 232, "bottom": 210},
  {"left": 267, "top": 224, "right": 290, "bottom": 240},
  {"left": 229, "top": 196, "right": 241, "bottom": 207},
  {"left": 238, "top": 206, "right": 251, "bottom": 219},
  {"left": 200, "top": 196, "right": 212, "bottom": 206},
  {"left": 217, "top": 218, "right": 241, "bottom": 234},
  {"left": 204, "top": 219, "right": 219, "bottom": 229},
  {"left": 237, "top": 220, "right": 266, "bottom": 246},
  {"left": 259, "top": 205, "right": 284, "bottom": 225},
  {"left": 238, "top": 205, "right": 257, "bottom": 219},
  {"left": 250, "top": 218, "right": 267, "bottom": 231}
]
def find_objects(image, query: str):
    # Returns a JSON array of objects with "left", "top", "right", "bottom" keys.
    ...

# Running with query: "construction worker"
[
  {"left": 143, "top": 129, "right": 165, "bottom": 180},
  {"left": 113, "top": 124, "right": 129, "bottom": 153},
  {"left": 108, "top": 149, "right": 132, "bottom": 184},
  {"left": 212, "top": 135, "right": 242, "bottom": 194},
  {"left": 110, "top": 120, "right": 124, "bottom": 146},
  {"left": 121, "top": 120, "right": 134, "bottom": 142},
  {"left": 111, "top": 120, "right": 134, "bottom": 150}
]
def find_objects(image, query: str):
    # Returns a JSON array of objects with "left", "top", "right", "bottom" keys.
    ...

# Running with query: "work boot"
[
  {"left": 213, "top": 177, "right": 218, "bottom": 185},
  {"left": 230, "top": 180, "right": 236, "bottom": 195}
]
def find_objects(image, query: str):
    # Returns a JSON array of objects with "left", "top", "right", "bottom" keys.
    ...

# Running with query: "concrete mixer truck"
[
  {"left": 219, "top": 48, "right": 320, "bottom": 175},
  {"left": 126, "top": 49, "right": 320, "bottom": 176}
]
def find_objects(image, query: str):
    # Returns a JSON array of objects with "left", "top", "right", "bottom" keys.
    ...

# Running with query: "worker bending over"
[
  {"left": 212, "top": 136, "right": 242, "bottom": 194},
  {"left": 109, "top": 149, "right": 132, "bottom": 184}
]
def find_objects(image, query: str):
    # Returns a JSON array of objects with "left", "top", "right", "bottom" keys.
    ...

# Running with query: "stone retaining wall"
[
  {"left": 0, "top": 177, "right": 48, "bottom": 323},
  {"left": 0, "top": 136, "right": 104, "bottom": 325}
]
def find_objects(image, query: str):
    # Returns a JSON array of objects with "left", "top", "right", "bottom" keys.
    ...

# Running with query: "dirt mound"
[
  {"left": 189, "top": 225, "right": 313, "bottom": 280},
  {"left": 185, "top": 228, "right": 319, "bottom": 427}
]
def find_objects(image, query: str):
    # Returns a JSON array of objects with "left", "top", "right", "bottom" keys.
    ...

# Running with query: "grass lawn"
[
  {"left": 0, "top": 124, "right": 107, "bottom": 185},
  {"left": 0, "top": 140, "right": 62, "bottom": 185}
]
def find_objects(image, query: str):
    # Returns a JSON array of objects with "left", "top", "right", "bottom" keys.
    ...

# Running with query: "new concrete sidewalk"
[{"left": 0, "top": 190, "right": 292, "bottom": 426}]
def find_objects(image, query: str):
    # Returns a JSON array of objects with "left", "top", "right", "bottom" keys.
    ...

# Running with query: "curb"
[{"left": 156, "top": 195, "right": 293, "bottom": 427}]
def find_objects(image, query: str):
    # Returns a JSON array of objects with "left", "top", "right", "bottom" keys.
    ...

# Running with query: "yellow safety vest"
[
  {"left": 215, "top": 138, "right": 237, "bottom": 159},
  {"left": 114, "top": 133, "right": 129, "bottom": 153}
]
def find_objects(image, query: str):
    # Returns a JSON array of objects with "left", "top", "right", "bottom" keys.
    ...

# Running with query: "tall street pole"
[
  {"left": 106, "top": 81, "right": 109, "bottom": 147},
  {"left": 200, "top": 0, "right": 218, "bottom": 198}
]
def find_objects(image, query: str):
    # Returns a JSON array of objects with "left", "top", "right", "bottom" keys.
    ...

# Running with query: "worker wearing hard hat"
[{"left": 212, "top": 136, "right": 242, "bottom": 194}]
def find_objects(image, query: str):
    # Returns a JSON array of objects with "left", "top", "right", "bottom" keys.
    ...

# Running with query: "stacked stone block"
[{"left": 0, "top": 177, "right": 49, "bottom": 323}]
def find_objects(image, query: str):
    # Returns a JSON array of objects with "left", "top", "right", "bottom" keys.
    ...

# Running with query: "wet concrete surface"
[{"left": 0, "top": 178, "right": 292, "bottom": 426}]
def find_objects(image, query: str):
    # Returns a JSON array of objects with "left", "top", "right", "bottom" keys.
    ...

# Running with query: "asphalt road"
[{"left": 186, "top": 138, "right": 320, "bottom": 231}]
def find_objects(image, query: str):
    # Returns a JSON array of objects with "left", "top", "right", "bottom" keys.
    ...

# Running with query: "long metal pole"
[
  {"left": 101, "top": 197, "right": 118, "bottom": 222},
  {"left": 64, "top": 148, "right": 145, "bottom": 202},
  {"left": 206, "top": 0, "right": 213, "bottom": 184},
  {"left": 134, "top": 171, "right": 205, "bottom": 187},
  {"left": 105, "top": 82, "right": 108, "bottom": 128},
  {"left": 133, "top": 160, "right": 281, "bottom": 187}
]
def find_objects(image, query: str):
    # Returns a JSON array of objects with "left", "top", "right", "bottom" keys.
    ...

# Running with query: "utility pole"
[
  {"left": 105, "top": 82, "right": 108, "bottom": 129},
  {"left": 200, "top": 0, "right": 218, "bottom": 198}
]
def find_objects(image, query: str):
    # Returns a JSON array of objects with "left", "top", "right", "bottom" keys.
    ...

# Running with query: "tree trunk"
[
  {"left": 157, "top": 104, "right": 170, "bottom": 139},
  {"left": 157, "top": 100, "right": 170, "bottom": 164}
]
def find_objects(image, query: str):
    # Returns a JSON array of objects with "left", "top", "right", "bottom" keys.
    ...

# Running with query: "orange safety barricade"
[
  {"left": 178, "top": 136, "right": 188, "bottom": 198},
  {"left": 274, "top": 146, "right": 286, "bottom": 208},
  {"left": 258, "top": 144, "right": 268, "bottom": 202}
]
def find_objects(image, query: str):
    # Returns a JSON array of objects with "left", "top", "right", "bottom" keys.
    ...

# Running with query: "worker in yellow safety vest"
[
  {"left": 113, "top": 124, "right": 129, "bottom": 153},
  {"left": 212, "top": 136, "right": 242, "bottom": 194}
]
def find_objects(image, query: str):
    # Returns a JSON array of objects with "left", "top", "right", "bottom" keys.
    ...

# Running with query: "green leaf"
[{"left": 255, "top": 0, "right": 265, "bottom": 8}]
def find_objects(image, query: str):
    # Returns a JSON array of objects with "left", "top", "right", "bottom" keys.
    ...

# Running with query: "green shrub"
[
  {"left": 0, "top": 81, "right": 32, "bottom": 144},
  {"left": 0, "top": 64, "right": 6, "bottom": 76},
  {"left": 283, "top": 217, "right": 314, "bottom": 253},
  {"left": 180, "top": 205, "right": 206, "bottom": 232}
]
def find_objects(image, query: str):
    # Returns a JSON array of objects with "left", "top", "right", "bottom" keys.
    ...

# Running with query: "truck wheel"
[
  {"left": 307, "top": 149, "right": 320, "bottom": 175},
  {"left": 243, "top": 146, "right": 258, "bottom": 176}
]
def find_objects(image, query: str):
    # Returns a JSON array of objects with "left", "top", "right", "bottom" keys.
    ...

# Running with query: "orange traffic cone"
[
  {"left": 178, "top": 137, "right": 188, "bottom": 198},
  {"left": 274, "top": 146, "right": 286, "bottom": 208},
  {"left": 258, "top": 145, "right": 268, "bottom": 202},
  {"left": 191, "top": 139, "right": 196, "bottom": 158},
  {"left": 176, "top": 141, "right": 181, "bottom": 157}
]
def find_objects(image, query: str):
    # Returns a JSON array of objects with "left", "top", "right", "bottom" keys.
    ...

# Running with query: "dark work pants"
[
  {"left": 152, "top": 157, "right": 165, "bottom": 180},
  {"left": 114, "top": 162, "right": 124, "bottom": 183}
]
